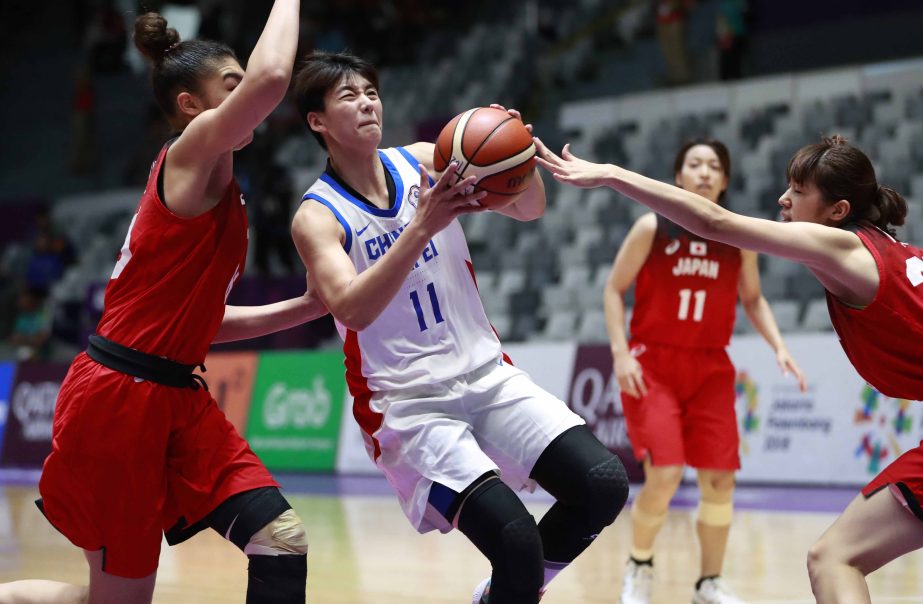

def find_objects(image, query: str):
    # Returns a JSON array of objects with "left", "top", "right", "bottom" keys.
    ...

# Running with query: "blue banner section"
[{"left": 0, "top": 363, "right": 17, "bottom": 456}]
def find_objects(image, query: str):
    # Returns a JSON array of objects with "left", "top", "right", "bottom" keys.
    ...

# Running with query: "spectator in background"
[
  {"left": 9, "top": 286, "right": 52, "bottom": 361},
  {"left": 656, "top": 0, "right": 693, "bottom": 86},
  {"left": 84, "top": 0, "right": 127, "bottom": 73},
  {"left": 24, "top": 207, "right": 75, "bottom": 294},
  {"left": 716, "top": 0, "right": 749, "bottom": 81}
]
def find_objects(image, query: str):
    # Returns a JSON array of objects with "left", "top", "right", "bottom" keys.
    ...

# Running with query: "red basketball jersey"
[
  {"left": 630, "top": 217, "right": 741, "bottom": 349},
  {"left": 827, "top": 222, "right": 923, "bottom": 399},
  {"left": 95, "top": 143, "right": 248, "bottom": 365}
]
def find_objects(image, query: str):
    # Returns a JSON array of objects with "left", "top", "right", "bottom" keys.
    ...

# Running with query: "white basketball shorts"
[{"left": 362, "top": 356, "right": 584, "bottom": 533}]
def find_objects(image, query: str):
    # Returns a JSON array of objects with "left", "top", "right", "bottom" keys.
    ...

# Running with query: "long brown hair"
[
  {"left": 787, "top": 135, "right": 907, "bottom": 236},
  {"left": 134, "top": 12, "right": 236, "bottom": 122}
]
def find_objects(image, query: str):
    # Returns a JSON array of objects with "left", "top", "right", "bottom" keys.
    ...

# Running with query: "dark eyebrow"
[{"left": 223, "top": 72, "right": 243, "bottom": 84}]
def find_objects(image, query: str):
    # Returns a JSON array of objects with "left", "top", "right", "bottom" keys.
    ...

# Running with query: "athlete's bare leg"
[
  {"left": 83, "top": 550, "right": 156, "bottom": 604},
  {"left": 695, "top": 469, "right": 735, "bottom": 577},
  {"left": 808, "top": 488, "right": 923, "bottom": 604},
  {"left": 630, "top": 460, "right": 684, "bottom": 553},
  {"left": 0, "top": 580, "right": 87, "bottom": 604}
]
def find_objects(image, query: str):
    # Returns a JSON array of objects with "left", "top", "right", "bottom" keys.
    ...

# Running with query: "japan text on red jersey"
[
  {"left": 630, "top": 217, "right": 741, "bottom": 349},
  {"left": 95, "top": 143, "right": 248, "bottom": 365},
  {"left": 827, "top": 222, "right": 923, "bottom": 399}
]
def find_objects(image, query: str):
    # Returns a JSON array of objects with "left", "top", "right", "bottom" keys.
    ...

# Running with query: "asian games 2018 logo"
[
  {"left": 735, "top": 371, "right": 759, "bottom": 455},
  {"left": 853, "top": 385, "right": 913, "bottom": 475}
]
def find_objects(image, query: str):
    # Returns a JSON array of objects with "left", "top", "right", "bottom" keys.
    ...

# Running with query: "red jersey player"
[
  {"left": 537, "top": 134, "right": 920, "bottom": 604},
  {"left": 0, "top": 4, "right": 326, "bottom": 604},
  {"left": 602, "top": 140, "right": 804, "bottom": 604}
]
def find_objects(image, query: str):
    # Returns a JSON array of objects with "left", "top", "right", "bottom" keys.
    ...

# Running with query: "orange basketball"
[{"left": 433, "top": 107, "right": 536, "bottom": 209}]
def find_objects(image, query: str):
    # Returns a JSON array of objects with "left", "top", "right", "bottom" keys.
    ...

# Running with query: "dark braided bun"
[{"left": 133, "top": 12, "right": 181, "bottom": 63}]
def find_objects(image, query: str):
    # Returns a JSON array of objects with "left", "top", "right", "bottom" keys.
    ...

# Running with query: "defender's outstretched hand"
[{"left": 534, "top": 137, "right": 613, "bottom": 189}]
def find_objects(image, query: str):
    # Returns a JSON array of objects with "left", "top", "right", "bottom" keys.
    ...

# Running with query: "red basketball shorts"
[
  {"left": 862, "top": 441, "right": 923, "bottom": 521},
  {"left": 621, "top": 342, "right": 739, "bottom": 470},
  {"left": 38, "top": 353, "right": 277, "bottom": 578}
]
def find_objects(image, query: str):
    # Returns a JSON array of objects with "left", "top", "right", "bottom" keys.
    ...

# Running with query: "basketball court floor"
[{"left": 0, "top": 473, "right": 920, "bottom": 603}]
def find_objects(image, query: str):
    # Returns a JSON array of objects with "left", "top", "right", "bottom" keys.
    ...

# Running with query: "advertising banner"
[
  {"left": 567, "top": 345, "right": 645, "bottom": 482},
  {"left": 247, "top": 350, "right": 346, "bottom": 472},
  {"left": 0, "top": 362, "right": 69, "bottom": 468},
  {"left": 0, "top": 363, "right": 16, "bottom": 456},
  {"left": 731, "top": 333, "right": 923, "bottom": 486},
  {"left": 198, "top": 351, "right": 258, "bottom": 436}
]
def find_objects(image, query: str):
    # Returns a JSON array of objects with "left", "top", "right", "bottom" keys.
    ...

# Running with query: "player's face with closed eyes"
[{"left": 318, "top": 74, "right": 383, "bottom": 149}]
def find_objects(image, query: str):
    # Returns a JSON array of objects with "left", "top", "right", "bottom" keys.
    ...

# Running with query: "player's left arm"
[
  {"left": 213, "top": 274, "right": 329, "bottom": 343},
  {"left": 487, "top": 104, "right": 544, "bottom": 221},
  {"left": 738, "top": 250, "right": 807, "bottom": 391}
]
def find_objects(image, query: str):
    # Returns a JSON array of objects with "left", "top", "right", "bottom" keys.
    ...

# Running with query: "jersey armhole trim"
[
  {"left": 303, "top": 193, "right": 353, "bottom": 254},
  {"left": 396, "top": 146, "right": 435, "bottom": 186}
]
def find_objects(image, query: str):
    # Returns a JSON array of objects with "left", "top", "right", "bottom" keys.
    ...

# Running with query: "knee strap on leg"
[
  {"left": 695, "top": 500, "right": 733, "bottom": 527},
  {"left": 246, "top": 509, "right": 309, "bottom": 556},
  {"left": 208, "top": 487, "right": 297, "bottom": 553},
  {"left": 246, "top": 511, "right": 308, "bottom": 604},
  {"left": 207, "top": 488, "right": 308, "bottom": 604}
]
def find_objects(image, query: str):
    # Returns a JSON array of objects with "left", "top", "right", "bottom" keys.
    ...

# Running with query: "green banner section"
[{"left": 247, "top": 350, "right": 346, "bottom": 472}]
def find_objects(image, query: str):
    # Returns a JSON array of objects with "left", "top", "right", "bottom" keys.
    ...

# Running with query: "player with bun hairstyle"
[
  {"left": 289, "top": 50, "right": 629, "bottom": 604},
  {"left": 608, "top": 139, "right": 805, "bottom": 604},
  {"left": 536, "top": 134, "right": 921, "bottom": 604},
  {"left": 0, "top": 3, "right": 322, "bottom": 603}
]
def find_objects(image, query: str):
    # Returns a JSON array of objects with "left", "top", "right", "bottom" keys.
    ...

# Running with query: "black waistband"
[{"left": 86, "top": 335, "right": 208, "bottom": 390}]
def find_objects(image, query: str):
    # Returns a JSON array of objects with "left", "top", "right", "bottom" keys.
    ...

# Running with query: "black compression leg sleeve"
[
  {"left": 457, "top": 478, "right": 544, "bottom": 604},
  {"left": 530, "top": 425, "right": 629, "bottom": 563},
  {"left": 247, "top": 553, "right": 307, "bottom": 604}
]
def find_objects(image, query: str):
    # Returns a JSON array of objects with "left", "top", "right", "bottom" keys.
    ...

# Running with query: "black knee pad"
[
  {"left": 531, "top": 425, "right": 629, "bottom": 530},
  {"left": 457, "top": 478, "right": 544, "bottom": 598},
  {"left": 247, "top": 552, "right": 307, "bottom": 604},
  {"left": 585, "top": 455, "right": 630, "bottom": 529}
]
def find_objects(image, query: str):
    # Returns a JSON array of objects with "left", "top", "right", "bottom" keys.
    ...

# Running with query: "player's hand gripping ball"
[{"left": 434, "top": 107, "right": 536, "bottom": 210}]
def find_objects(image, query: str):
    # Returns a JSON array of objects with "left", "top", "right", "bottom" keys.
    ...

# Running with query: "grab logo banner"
[
  {"left": 0, "top": 362, "right": 69, "bottom": 469},
  {"left": 247, "top": 351, "right": 346, "bottom": 472}
]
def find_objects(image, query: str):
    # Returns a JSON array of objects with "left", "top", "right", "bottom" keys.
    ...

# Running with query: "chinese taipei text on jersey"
[{"left": 302, "top": 147, "right": 502, "bottom": 393}]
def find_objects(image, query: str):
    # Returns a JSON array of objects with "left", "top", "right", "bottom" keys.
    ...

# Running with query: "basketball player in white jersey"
[{"left": 289, "top": 51, "right": 629, "bottom": 604}]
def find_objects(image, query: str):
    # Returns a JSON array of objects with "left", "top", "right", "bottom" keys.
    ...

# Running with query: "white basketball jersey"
[{"left": 303, "top": 147, "right": 502, "bottom": 392}]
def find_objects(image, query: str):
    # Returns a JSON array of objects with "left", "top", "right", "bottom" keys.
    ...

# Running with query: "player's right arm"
[
  {"left": 535, "top": 139, "right": 868, "bottom": 283},
  {"left": 292, "top": 164, "right": 486, "bottom": 332},
  {"left": 604, "top": 213, "right": 656, "bottom": 398},
  {"left": 167, "top": 0, "right": 300, "bottom": 214}
]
